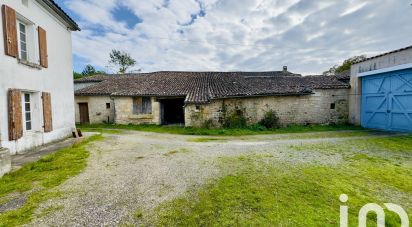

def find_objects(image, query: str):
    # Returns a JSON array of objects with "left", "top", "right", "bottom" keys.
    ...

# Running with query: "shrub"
[
  {"left": 202, "top": 119, "right": 215, "bottom": 129},
  {"left": 259, "top": 110, "right": 280, "bottom": 129},
  {"left": 222, "top": 109, "right": 247, "bottom": 128}
]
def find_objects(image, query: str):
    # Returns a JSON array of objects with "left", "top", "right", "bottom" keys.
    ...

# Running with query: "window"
[
  {"left": 15, "top": 15, "right": 39, "bottom": 64},
  {"left": 106, "top": 103, "right": 111, "bottom": 109},
  {"left": 18, "top": 22, "right": 28, "bottom": 61},
  {"left": 330, "top": 103, "right": 336, "bottom": 110},
  {"left": 24, "top": 93, "right": 32, "bottom": 130},
  {"left": 133, "top": 97, "right": 152, "bottom": 114}
]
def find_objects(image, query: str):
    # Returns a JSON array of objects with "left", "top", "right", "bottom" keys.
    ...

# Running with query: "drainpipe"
[{"left": 110, "top": 95, "right": 116, "bottom": 124}]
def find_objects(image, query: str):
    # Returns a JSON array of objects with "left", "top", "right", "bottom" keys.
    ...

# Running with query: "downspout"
[{"left": 110, "top": 95, "right": 116, "bottom": 124}]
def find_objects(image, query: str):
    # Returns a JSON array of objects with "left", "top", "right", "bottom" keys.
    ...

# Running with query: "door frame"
[{"left": 78, "top": 103, "right": 90, "bottom": 124}]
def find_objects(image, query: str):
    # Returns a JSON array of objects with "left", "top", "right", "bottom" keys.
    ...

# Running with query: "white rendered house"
[{"left": 0, "top": 0, "right": 79, "bottom": 157}]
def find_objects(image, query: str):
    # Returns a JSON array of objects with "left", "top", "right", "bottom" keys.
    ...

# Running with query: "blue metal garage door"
[{"left": 361, "top": 68, "right": 412, "bottom": 132}]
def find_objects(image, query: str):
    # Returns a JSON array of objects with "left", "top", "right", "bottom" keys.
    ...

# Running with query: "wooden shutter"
[
  {"left": 42, "top": 92, "right": 53, "bottom": 132},
  {"left": 2, "top": 5, "right": 18, "bottom": 57},
  {"left": 38, "top": 26, "right": 48, "bottom": 68},
  {"left": 8, "top": 89, "right": 23, "bottom": 140}
]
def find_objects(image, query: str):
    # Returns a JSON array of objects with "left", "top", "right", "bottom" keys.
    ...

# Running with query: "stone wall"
[
  {"left": 349, "top": 48, "right": 412, "bottom": 125},
  {"left": 0, "top": 148, "right": 11, "bottom": 177},
  {"left": 114, "top": 97, "right": 161, "bottom": 125},
  {"left": 185, "top": 89, "right": 349, "bottom": 127},
  {"left": 75, "top": 96, "right": 115, "bottom": 124}
]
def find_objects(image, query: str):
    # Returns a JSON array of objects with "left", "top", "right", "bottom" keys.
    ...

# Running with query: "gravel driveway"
[{"left": 28, "top": 130, "right": 394, "bottom": 226}]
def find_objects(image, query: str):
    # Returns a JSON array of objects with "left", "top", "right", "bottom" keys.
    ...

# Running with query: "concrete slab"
[{"left": 0, "top": 148, "right": 11, "bottom": 177}]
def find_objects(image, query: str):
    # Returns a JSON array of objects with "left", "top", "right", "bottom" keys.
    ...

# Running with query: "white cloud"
[{"left": 66, "top": 0, "right": 412, "bottom": 74}]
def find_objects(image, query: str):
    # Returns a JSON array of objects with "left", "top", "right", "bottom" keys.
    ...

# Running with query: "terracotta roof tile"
[{"left": 75, "top": 72, "right": 349, "bottom": 103}]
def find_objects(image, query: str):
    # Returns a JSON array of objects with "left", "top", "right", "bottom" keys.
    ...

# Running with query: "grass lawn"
[
  {"left": 77, "top": 123, "right": 364, "bottom": 136},
  {"left": 0, "top": 134, "right": 102, "bottom": 226},
  {"left": 154, "top": 136, "right": 412, "bottom": 226}
]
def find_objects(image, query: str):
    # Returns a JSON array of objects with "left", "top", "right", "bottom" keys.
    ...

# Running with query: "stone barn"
[{"left": 74, "top": 71, "right": 350, "bottom": 127}]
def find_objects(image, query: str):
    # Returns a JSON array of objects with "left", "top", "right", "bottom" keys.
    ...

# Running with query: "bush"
[
  {"left": 202, "top": 119, "right": 215, "bottom": 129},
  {"left": 222, "top": 109, "right": 247, "bottom": 128},
  {"left": 259, "top": 110, "right": 280, "bottom": 129}
]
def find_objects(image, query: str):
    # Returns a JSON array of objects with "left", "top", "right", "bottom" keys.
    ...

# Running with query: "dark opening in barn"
[{"left": 160, "top": 98, "right": 185, "bottom": 125}]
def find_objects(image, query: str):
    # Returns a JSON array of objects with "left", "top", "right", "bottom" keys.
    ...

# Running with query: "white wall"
[{"left": 0, "top": 0, "right": 75, "bottom": 154}]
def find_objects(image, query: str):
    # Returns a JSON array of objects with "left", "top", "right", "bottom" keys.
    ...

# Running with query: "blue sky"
[{"left": 55, "top": 0, "right": 412, "bottom": 75}]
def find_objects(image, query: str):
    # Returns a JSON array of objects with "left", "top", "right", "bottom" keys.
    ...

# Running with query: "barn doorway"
[
  {"left": 161, "top": 98, "right": 185, "bottom": 125},
  {"left": 78, "top": 103, "right": 90, "bottom": 124}
]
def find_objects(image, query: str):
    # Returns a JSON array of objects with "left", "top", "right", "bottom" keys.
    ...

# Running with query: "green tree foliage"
[
  {"left": 82, "top": 64, "right": 97, "bottom": 76},
  {"left": 323, "top": 55, "right": 367, "bottom": 76},
  {"left": 73, "top": 64, "right": 105, "bottom": 79},
  {"left": 73, "top": 71, "right": 83, "bottom": 79},
  {"left": 108, "top": 49, "right": 137, "bottom": 74}
]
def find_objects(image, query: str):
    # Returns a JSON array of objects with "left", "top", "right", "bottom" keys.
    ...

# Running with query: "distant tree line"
[
  {"left": 323, "top": 55, "right": 366, "bottom": 76},
  {"left": 73, "top": 49, "right": 138, "bottom": 79}
]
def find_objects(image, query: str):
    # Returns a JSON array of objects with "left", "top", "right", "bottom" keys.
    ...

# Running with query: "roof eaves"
[
  {"left": 40, "top": 0, "right": 80, "bottom": 31},
  {"left": 354, "top": 45, "right": 412, "bottom": 64}
]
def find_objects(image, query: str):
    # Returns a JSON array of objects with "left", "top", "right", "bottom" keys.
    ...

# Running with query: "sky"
[{"left": 54, "top": 0, "right": 412, "bottom": 75}]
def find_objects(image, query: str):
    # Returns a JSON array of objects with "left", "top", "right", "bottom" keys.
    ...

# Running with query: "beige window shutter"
[
  {"left": 2, "top": 5, "right": 18, "bottom": 57},
  {"left": 38, "top": 26, "right": 48, "bottom": 68},
  {"left": 42, "top": 92, "right": 53, "bottom": 132},
  {"left": 8, "top": 89, "right": 23, "bottom": 141}
]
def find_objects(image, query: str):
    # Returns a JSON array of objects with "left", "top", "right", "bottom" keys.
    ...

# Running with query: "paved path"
[{"left": 27, "top": 130, "right": 399, "bottom": 226}]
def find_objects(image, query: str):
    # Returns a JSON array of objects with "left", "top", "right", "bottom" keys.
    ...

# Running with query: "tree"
[
  {"left": 73, "top": 71, "right": 83, "bottom": 79},
  {"left": 108, "top": 49, "right": 136, "bottom": 74},
  {"left": 82, "top": 64, "right": 97, "bottom": 76},
  {"left": 323, "top": 55, "right": 367, "bottom": 76}
]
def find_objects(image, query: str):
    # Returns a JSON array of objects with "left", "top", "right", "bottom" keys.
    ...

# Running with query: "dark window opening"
[
  {"left": 330, "top": 103, "right": 336, "bottom": 110},
  {"left": 133, "top": 97, "right": 152, "bottom": 114},
  {"left": 195, "top": 105, "right": 201, "bottom": 111},
  {"left": 106, "top": 103, "right": 111, "bottom": 109}
]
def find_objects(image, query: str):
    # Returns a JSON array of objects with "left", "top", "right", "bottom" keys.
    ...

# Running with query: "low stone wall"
[
  {"left": 75, "top": 96, "right": 115, "bottom": 124},
  {"left": 0, "top": 148, "right": 11, "bottom": 177},
  {"left": 185, "top": 89, "right": 349, "bottom": 127},
  {"left": 114, "top": 97, "right": 161, "bottom": 125}
]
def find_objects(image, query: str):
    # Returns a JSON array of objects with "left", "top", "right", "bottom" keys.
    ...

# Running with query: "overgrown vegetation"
[
  {"left": 0, "top": 135, "right": 102, "bottom": 226},
  {"left": 220, "top": 107, "right": 248, "bottom": 128},
  {"left": 259, "top": 110, "right": 280, "bottom": 129},
  {"left": 155, "top": 136, "right": 412, "bottom": 226},
  {"left": 77, "top": 123, "right": 364, "bottom": 136}
]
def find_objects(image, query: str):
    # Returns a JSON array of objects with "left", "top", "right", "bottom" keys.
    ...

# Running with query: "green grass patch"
[
  {"left": 79, "top": 128, "right": 123, "bottom": 134},
  {"left": 187, "top": 137, "right": 227, "bottom": 142},
  {"left": 0, "top": 134, "right": 103, "bottom": 226},
  {"left": 155, "top": 137, "right": 411, "bottom": 226},
  {"left": 77, "top": 123, "right": 364, "bottom": 136}
]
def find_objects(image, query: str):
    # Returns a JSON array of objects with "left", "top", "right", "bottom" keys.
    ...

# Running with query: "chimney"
[{"left": 283, "top": 66, "right": 288, "bottom": 72}]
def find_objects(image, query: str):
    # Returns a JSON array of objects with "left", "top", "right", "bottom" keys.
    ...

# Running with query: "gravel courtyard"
[{"left": 28, "top": 130, "right": 408, "bottom": 226}]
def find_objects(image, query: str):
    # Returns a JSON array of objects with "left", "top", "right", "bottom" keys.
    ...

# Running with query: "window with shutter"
[
  {"left": 42, "top": 92, "right": 53, "bottom": 132},
  {"left": 38, "top": 26, "right": 48, "bottom": 68},
  {"left": 2, "top": 5, "right": 18, "bottom": 57},
  {"left": 8, "top": 89, "right": 23, "bottom": 141},
  {"left": 132, "top": 97, "right": 152, "bottom": 114}
]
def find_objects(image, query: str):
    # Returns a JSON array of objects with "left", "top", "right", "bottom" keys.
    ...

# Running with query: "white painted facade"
[{"left": 0, "top": 0, "right": 77, "bottom": 154}]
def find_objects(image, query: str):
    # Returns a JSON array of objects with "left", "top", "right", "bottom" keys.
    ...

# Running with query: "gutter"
[{"left": 38, "top": 0, "right": 80, "bottom": 31}]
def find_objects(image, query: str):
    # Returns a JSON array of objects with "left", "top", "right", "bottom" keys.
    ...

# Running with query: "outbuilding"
[
  {"left": 74, "top": 70, "right": 350, "bottom": 128},
  {"left": 349, "top": 45, "right": 412, "bottom": 132}
]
